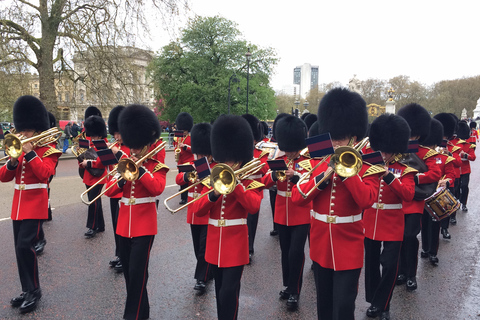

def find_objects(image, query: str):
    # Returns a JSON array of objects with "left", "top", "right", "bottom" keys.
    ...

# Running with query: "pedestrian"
[
  {"left": 105, "top": 104, "right": 168, "bottom": 320},
  {"left": 1, "top": 95, "right": 61, "bottom": 314},
  {"left": 62, "top": 122, "right": 72, "bottom": 153}
]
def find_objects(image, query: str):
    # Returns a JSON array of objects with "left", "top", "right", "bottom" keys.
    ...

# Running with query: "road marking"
[{"left": 0, "top": 217, "right": 10, "bottom": 222}]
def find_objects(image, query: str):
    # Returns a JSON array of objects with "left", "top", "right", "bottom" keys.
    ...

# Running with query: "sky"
[{"left": 145, "top": 0, "right": 480, "bottom": 94}]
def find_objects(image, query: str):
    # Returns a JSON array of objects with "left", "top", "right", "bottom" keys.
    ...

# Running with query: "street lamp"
[
  {"left": 245, "top": 48, "right": 252, "bottom": 114},
  {"left": 228, "top": 73, "right": 239, "bottom": 114}
]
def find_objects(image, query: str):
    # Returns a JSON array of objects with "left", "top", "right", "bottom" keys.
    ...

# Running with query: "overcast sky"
[{"left": 146, "top": 0, "right": 479, "bottom": 93}]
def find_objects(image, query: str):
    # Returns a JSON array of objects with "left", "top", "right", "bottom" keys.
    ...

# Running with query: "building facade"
[{"left": 293, "top": 63, "right": 319, "bottom": 99}]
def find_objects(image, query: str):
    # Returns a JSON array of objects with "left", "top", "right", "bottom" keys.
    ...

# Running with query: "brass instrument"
[
  {"left": 296, "top": 137, "right": 369, "bottom": 199},
  {"left": 71, "top": 132, "right": 87, "bottom": 158},
  {"left": 0, "top": 127, "right": 62, "bottom": 161},
  {"left": 164, "top": 159, "right": 264, "bottom": 214},
  {"left": 275, "top": 159, "right": 294, "bottom": 182},
  {"left": 174, "top": 133, "right": 187, "bottom": 162},
  {"left": 80, "top": 141, "right": 167, "bottom": 205}
]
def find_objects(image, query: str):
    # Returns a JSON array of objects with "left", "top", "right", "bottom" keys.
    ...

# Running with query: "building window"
[
  {"left": 65, "top": 92, "right": 70, "bottom": 102},
  {"left": 80, "top": 92, "right": 84, "bottom": 103}
]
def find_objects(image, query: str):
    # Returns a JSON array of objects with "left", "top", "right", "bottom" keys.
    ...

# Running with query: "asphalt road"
[{"left": 0, "top": 150, "right": 480, "bottom": 319}]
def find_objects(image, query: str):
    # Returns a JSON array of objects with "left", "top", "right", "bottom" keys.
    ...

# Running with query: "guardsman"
[
  {"left": 174, "top": 112, "right": 194, "bottom": 205},
  {"left": 192, "top": 115, "right": 263, "bottom": 320},
  {"left": 175, "top": 122, "right": 214, "bottom": 293},
  {"left": 434, "top": 113, "right": 462, "bottom": 238},
  {"left": 2, "top": 96, "right": 61, "bottom": 314},
  {"left": 105, "top": 104, "right": 168, "bottom": 320},
  {"left": 420, "top": 118, "right": 456, "bottom": 266},
  {"left": 263, "top": 115, "right": 312, "bottom": 310},
  {"left": 363, "top": 114, "right": 415, "bottom": 320},
  {"left": 468, "top": 121, "right": 479, "bottom": 143},
  {"left": 292, "top": 88, "right": 384, "bottom": 320},
  {"left": 396, "top": 103, "right": 442, "bottom": 292},
  {"left": 456, "top": 120, "right": 476, "bottom": 212}
]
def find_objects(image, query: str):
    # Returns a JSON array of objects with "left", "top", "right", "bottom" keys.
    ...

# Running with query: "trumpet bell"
[
  {"left": 4, "top": 135, "right": 22, "bottom": 158},
  {"left": 332, "top": 146, "right": 362, "bottom": 178},
  {"left": 211, "top": 164, "right": 236, "bottom": 195},
  {"left": 117, "top": 158, "right": 139, "bottom": 181}
]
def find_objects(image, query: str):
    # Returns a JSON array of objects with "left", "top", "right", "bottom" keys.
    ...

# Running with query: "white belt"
[
  {"left": 14, "top": 183, "right": 48, "bottom": 191},
  {"left": 312, "top": 211, "right": 362, "bottom": 224},
  {"left": 372, "top": 203, "right": 402, "bottom": 210},
  {"left": 249, "top": 174, "right": 262, "bottom": 179},
  {"left": 188, "top": 192, "right": 200, "bottom": 199},
  {"left": 277, "top": 190, "right": 292, "bottom": 197},
  {"left": 208, "top": 218, "right": 247, "bottom": 227},
  {"left": 120, "top": 197, "right": 156, "bottom": 205}
]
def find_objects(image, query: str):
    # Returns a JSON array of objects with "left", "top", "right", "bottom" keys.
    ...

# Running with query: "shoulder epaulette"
[
  {"left": 362, "top": 165, "right": 386, "bottom": 178},
  {"left": 153, "top": 162, "right": 169, "bottom": 173},
  {"left": 257, "top": 150, "right": 269, "bottom": 160},
  {"left": 402, "top": 167, "right": 418, "bottom": 176},
  {"left": 470, "top": 144, "right": 476, "bottom": 149},
  {"left": 42, "top": 147, "right": 62, "bottom": 158},
  {"left": 245, "top": 179, "right": 264, "bottom": 190},
  {"left": 445, "top": 156, "right": 455, "bottom": 165},
  {"left": 423, "top": 149, "right": 438, "bottom": 160},
  {"left": 457, "top": 139, "right": 466, "bottom": 144},
  {"left": 299, "top": 148, "right": 311, "bottom": 159},
  {"left": 298, "top": 159, "right": 312, "bottom": 171},
  {"left": 451, "top": 146, "right": 461, "bottom": 153}
]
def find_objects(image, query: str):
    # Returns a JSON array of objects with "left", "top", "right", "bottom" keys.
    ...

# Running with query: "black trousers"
[
  {"left": 269, "top": 187, "right": 278, "bottom": 231},
  {"left": 247, "top": 211, "right": 259, "bottom": 254},
  {"left": 399, "top": 213, "right": 422, "bottom": 278},
  {"left": 180, "top": 184, "right": 188, "bottom": 202},
  {"left": 85, "top": 183, "right": 105, "bottom": 230},
  {"left": 38, "top": 187, "right": 52, "bottom": 242},
  {"left": 211, "top": 265, "right": 244, "bottom": 320},
  {"left": 110, "top": 198, "right": 121, "bottom": 257},
  {"left": 278, "top": 223, "right": 309, "bottom": 295},
  {"left": 313, "top": 262, "right": 361, "bottom": 320},
  {"left": 190, "top": 224, "right": 212, "bottom": 281},
  {"left": 119, "top": 235, "right": 155, "bottom": 320},
  {"left": 364, "top": 238, "right": 401, "bottom": 312},
  {"left": 421, "top": 209, "right": 440, "bottom": 255},
  {"left": 441, "top": 185, "right": 457, "bottom": 229},
  {"left": 13, "top": 219, "right": 42, "bottom": 293},
  {"left": 459, "top": 173, "right": 470, "bottom": 205}
]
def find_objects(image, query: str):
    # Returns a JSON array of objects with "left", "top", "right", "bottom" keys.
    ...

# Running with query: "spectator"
[
  {"left": 71, "top": 122, "right": 80, "bottom": 138},
  {"left": 63, "top": 122, "right": 72, "bottom": 153}
]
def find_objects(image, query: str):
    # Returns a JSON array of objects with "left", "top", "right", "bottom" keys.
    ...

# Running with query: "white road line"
[{"left": 0, "top": 217, "right": 10, "bottom": 222}]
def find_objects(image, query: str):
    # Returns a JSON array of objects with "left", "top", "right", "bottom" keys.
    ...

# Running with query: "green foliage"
[{"left": 149, "top": 16, "right": 278, "bottom": 123}]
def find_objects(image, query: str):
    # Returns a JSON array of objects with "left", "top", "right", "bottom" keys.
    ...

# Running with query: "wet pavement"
[{"left": 0, "top": 152, "right": 479, "bottom": 319}]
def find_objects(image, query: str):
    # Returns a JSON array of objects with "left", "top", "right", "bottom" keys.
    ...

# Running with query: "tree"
[
  {"left": 0, "top": 0, "right": 186, "bottom": 120},
  {"left": 149, "top": 16, "right": 278, "bottom": 123}
]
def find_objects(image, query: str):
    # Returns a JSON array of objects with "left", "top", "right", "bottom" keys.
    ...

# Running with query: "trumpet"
[
  {"left": 164, "top": 159, "right": 264, "bottom": 214},
  {"left": 80, "top": 141, "right": 167, "bottom": 205},
  {"left": 275, "top": 159, "right": 294, "bottom": 182},
  {"left": 0, "top": 127, "right": 62, "bottom": 161},
  {"left": 296, "top": 137, "right": 369, "bottom": 199}
]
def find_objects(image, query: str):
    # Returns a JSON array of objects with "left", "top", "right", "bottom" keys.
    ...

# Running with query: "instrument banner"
[
  {"left": 92, "top": 139, "right": 108, "bottom": 150},
  {"left": 174, "top": 130, "right": 184, "bottom": 138},
  {"left": 267, "top": 159, "right": 288, "bottom": 171},
  {"left": 362, "top": 151, "right": 385, "bottom": 165},
  {"left": 78, "top": 139, "right": 90, "bottom": 149},
  {"left": 406, "top": 140, "right": 419, "bottom": 153},
  {"left": 194, "top": 157, "right": 211, "bottom": 179},
  {"left": 306, "top": 133, "right": 334, "bottom": 158},
  {"left": 97, "top": 149, "right": 118, "bottom": 166},
  {"left": 177, "top": 164, "right": 195, "bottom": 172}
]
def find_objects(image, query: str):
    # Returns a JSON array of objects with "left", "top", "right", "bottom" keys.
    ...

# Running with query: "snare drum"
[{"left": 424, "top": 188, "right": 460, "bottom": 221}]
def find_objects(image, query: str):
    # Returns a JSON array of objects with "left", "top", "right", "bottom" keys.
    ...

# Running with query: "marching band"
[{"left": 0, "top": 91, "right": 477, "bottom": 320}]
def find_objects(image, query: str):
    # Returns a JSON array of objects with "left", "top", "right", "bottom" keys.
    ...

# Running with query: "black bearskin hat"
[
  {"left": 308, "top": 121, "right": 319, "bottom": 137},
  {"left": 191, "top": 123, "right": 212, "bottom": 155},
  {"left": 433, "top": 113, "right": 456, "bottom": 139},
  {"left": 260, "top": 121, "right": 269, "bottom": 138},
  {"left": 272, "top": 113, "right": 289, "bottom": 141},
  {"left": 449, "top": 113, "right": 459, "bottom": 135},
  {"left": 421, "top": 118, "right": 444, "bottom": 147},
  {"left": 300, "top": 112, "right": 309, "bottom": 121},
  {"left": 175, "top": 112, "right": 194, "bottom": 132},
  {"left": 470, "top": 121, "right": 477, "bottom": 129},
  {"left": 303, "top": 113, "right": 317, "bottom": 130},
  {"left": 397, "top": 103, "right": 431, "bottom": 142},
  {"left": 108, "top": 105, "right": 125, "bottom": 135},
  {"left": 13, "top": 95, "right": 50, "bottom": 132},
  {"left": 85, "top": 106, "right": 102, "bottom": 119},
  {"left": 317, "top": 88, "right": 368, "bottom": 141},
  {"left": 211, "top": 114, "right": 253, "bottom": 165},
  {"left": 241, "top": 113, "right": 261, "bottom": 142},
  {"left": 84, "top": 115, "right": 107, "bottom": 138},
  {"left": 369, "top": 114, "right": 410, "bottom": 154},
  {"left": 48, "top": 112, "right": 56, "bottom": 128},
  {"left": 276, "top": 115, "right": 307, "bottom": 152},
  {"left": 119, "top": 105, "right": 161, "bottom": 149},
  {"left": 457, "top": 121, "right": 470, "bottom": 140}
]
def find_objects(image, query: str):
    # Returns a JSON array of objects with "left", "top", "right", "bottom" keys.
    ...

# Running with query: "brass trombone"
[
  {"left": 80, "top": 141, "right": 167, "bottom": 205},
  {"left": 296, "top": 137, "right": 369, "bottom": 199},
  {"left": 0, "top": 127, "right": 62, "bottom": 161},
  {"left": 164, "top": 159, "right": 265, "bottom": 214}
]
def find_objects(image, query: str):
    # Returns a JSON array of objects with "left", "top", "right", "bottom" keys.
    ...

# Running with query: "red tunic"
[
  {"left": 174, "top": 134, "right": 194, "bottom": 164},
  {"left": 105, "top": 158, "right": 168, "bottom": 238},
  {"left": 193, "top": 179, "right": 262, "bottom": 268},
  {"left": 292, "top": 159, "right": 383, "bottom": 271},
  {"left": 447, "top": 140, "right": 462, "bottom": 182},
  {"left": 262, "top": 154, "right": 312, "bottom": 226},
  {"left": 107, "top": 145, "right": 130, "bottom": 199},
  {"left": 402, "top": 146, "right": 442, "bottom": 214},
  {"left": 364, "top": 162, "right": 416, "bottom": 241},
  {"left": 0, "top": 146, "right": 61, "bottom": 220},
  {"left": 457, "top": 140, "right": 476, "bottom": 175}
]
